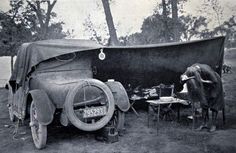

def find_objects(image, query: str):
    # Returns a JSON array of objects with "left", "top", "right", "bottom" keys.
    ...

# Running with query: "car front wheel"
[
  {"left": 8, "top": 104, "right": 16, "bottom": 122},
  {"left": 8, "top": 87, "right": 16, "bottom": 122},
  {"left": 30, "top": 102, "right": 47, "bottom": 149}
]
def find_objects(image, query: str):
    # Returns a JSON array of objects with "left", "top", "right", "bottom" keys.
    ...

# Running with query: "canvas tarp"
[
  {"left": 9, "top": 37, "right": 225, "bottom": 90},
  {"left": 9, "top": 39, "right": 102, "bottom": 88}
]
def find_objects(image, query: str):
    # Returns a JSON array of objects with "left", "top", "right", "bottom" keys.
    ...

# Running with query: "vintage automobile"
[
  {"left": 7, "top": 40, "right": 130, "bottom": 149},
  {"left": 7, "top": 37, "right": 224, "bottom": 149}
]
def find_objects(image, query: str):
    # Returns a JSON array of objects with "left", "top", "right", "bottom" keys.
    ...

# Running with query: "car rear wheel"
[
  {"left": 110, "top": 109, "right": 125, "bottom": 134},
  {"left": 65, "top": 79, "right": 115, "bottom": 131},
  {"left": 30, "top": 102, "right": 47, "bottom": 149}
]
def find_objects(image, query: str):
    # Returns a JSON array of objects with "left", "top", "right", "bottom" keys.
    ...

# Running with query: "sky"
[
  {"left": 0, "top": 0, "right": 235, "bottom": 86},
  {"left": 0, "top": 0, "right": 235, "bottom": 39}
]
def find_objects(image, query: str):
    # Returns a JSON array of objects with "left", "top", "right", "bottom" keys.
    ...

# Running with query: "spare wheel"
[{"left": 65, "top": 79, "right": 115, "bottom": 131}]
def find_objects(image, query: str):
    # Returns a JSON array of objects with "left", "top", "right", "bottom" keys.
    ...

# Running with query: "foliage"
[
  {"left": 24, "top": 0, "right": 66, "bottom": 40},
  {"left": 0, "top": 0, "right": 67, "bottom": 57},
  {"left": 197, "top": 0, "right": 236, "bottom": 47},
  {"left": 125, "top": 13, "right": 175, "bottom": 45},
  {"left": 81, "top": 0, "right": 235, "bottom": 48},
  {"left": 83, "top": 0, "right": 118, "bottom": 46},
  {"left": 214, "top": 16, "right": 236, "bottom": 47},
  {"left": 83, "top": 15, "right": 109, "bottom": 45},
  {"left": 119, "top": 0, "right": 235, "bottom": 46},
  {"left": 0, "top": 11, "right": 32, "bottom": 56},
  {"left": 200, "top": 0, "right": 224, "bottom": 27},
  {"left": 124, "top": 12, "right": 209, "bottom": 45},
  {"left": 179, "top": 15, "right": 208, "bottom": 41}
]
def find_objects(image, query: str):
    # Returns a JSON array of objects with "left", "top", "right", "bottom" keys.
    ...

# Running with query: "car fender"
[
  {"left": 105, "top": 81, "right": 130, "bottom": 112},
  {"left": 28, "top": 90, "right": 55, "bottom": 125}
]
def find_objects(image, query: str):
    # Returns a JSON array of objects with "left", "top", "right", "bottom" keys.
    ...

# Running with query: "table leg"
[
  {"left": 148, "top": 105, "right": 150, "bottom": 127},
  {"left": 157, "top": 104, "right": 160, "bottom": 133},
  {"left": 130, "top": 100, "right": 139, "bottom": 117},
  {"left": 131, "top": 105, "right": 139, "bottom": 117},
  {"left": 177, "top": 104, "right": 180, "bottom": 122},
  {"left": 192, "top": 103, "right": 195, "bottom": 130}
]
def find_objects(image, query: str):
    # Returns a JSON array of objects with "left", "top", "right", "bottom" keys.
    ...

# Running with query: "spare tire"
[{"left": 65, "top": 79, "right": 115, "bottom": 131}]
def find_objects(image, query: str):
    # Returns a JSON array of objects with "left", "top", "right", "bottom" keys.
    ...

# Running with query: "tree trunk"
[
  {"left": 162, "top": 0, "right": 169, "bottom": 42},
  {"left": 101, "top": 0, "right": 119, "bottom": 46},
  {"left": 44, "top": 0, "right": 57, "bottom": 37},
  {"left": 171, "top": 0, "right": 180, "bottom": 42},
  {"left": 27, "top": 0, "right": 57, "bottom": 40}
]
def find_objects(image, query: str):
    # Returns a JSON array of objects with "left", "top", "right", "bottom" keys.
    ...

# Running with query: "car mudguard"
[
  {"left": 28, "top": 90, "right": 55, "bottom": 125},
  {"left": 105, "top": 81, "right": 130, "bottom": 112}
]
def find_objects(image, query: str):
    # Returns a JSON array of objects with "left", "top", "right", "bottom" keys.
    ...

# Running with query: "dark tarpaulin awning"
[
  {"left": 94, "top": 37, "right": 225, "bottom": 89},
  {"left": 9, "top": 37, "right": 225, "bottom": 91}
]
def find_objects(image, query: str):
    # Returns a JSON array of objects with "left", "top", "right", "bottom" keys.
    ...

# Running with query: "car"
[{"left": 6, "top": 39, "right": 130, "bottom": 149}]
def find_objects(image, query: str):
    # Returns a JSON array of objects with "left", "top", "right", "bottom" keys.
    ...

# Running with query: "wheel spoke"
[
  {"left": 73, "top": 86, "right": 109, "bottom": 125},
  {"left": 65, "top": 79, "right": 115, "bottom": 131},
  {"left": 30, "top": 102, "right": 47, "bottom": 149}
]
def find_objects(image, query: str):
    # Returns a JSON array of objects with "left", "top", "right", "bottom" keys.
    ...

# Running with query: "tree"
[
  {"left": 162, "top": 0, "right": 170, "bottom": 42},
  {"left": 179, "top": 15, "right": 208, "bottom": 41},
  {"left": 199, "top": 0, "right": 224, "bottom": 30},
  {"left": 83, "top": 0, "right": 119, "bottom": 46},
  {"left": 213, "top": 16, "right": 236, "bottom": 48},
  {"left": 0, "top": 0, "right": 67, "bottom": 73},
  {"left": 26, "top": 0, "right": 61, "bottom": 40},
  {"left": 6, "top": 0, "right": 66, "bottom": 41},
  {"left": 208, "top": 0, "right": 223, "bottom": 27},
  {"left": 153, "top": 0, "right": 186, "bottom": 42},
  {"left": 171, "top": 0, "right": 180, "bottom": 41},
  {"left": 123, "top": 13, "right": 209, "bottom": 45},
  {"left": 83, "top": 15, "right": 109, "bottom": 45},
  {"left": 0, "top": 6, "right": 32, "bottom": 72},
  {"left": 101, "top": 0, "right": 119, "bottom": 45},
  {"left": 125, "top": 13, "right": 176, "bottom": 45}
]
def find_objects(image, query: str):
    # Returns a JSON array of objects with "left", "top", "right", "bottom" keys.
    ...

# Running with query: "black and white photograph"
[{"left": 0, "top": 0, "right": 236, "bottom": 152}]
